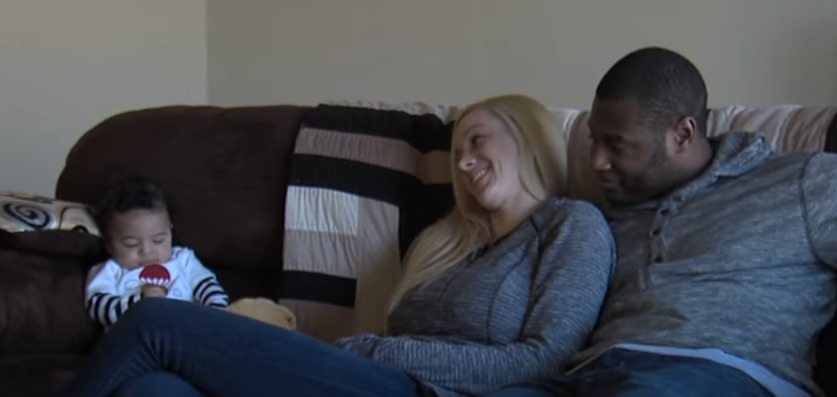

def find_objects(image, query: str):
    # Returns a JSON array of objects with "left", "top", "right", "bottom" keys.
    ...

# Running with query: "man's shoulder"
[
  {"left": 798, "top": 152, "right": 837, "bottom": 196},
  {"left": 753, "top": 151, "right": 837, "bottom": 181},
  {"left": 743, "top": 150, "right": 817, "bottom": 178},
  {"left": 804, "top": 151, "right": 837, "bottom": 171}
]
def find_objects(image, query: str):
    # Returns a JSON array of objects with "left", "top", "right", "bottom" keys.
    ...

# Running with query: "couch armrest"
[
  {"left": 0, "top": 248, "right": 100, "bottom": 356},
  {"left": 0, "top": 230, "right": 105, "bottom": 261}
]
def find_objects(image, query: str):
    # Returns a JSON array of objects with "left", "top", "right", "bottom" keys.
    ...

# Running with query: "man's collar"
[
  {"left": 604, "top": 132, "right": 774, "bottom": 218},
  {"left": 705, "top": 132, "right": 774, "bottom": 178}
]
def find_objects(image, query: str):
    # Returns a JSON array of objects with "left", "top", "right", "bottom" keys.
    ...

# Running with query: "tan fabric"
[
  {"left": 294, "top": 128, "right": 452, "bottom": 184},
  {"left": 283, "top": 188, "right": 402, "bottom": 336},
  {"left": 280, "top": 299, "right": 355, "bottom": 342},
  {"left": 707, "top": 105, "right": 837, "bottom": 152}
]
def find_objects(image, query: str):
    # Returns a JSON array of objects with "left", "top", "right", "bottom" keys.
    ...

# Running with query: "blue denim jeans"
[
  {"left": 66, "top": 298, "right": 422, "bottom": 397},
  {"left": 484, "top": 348, "right": 772, "bottom": 397},
  {"left": 113, "top": 371, "right": 205, "bottom": 397}
]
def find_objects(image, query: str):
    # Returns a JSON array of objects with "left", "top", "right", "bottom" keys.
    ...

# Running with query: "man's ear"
[{"left": 671, "top": 116, "right": 698, "bottom": 151}]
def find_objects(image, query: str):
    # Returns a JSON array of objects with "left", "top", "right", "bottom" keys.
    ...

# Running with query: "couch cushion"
[
  {"left": 706, "top": 105, "right": 837, "bottom": 151},
  {"left": 281, "top": 105, "right": 453, "bottom": 341},
  {"left": 56, "top": 106, "right": 306, "bottom": 281},
  {"left": 0, "top": 353, "right": 85, "bottom": 397},
  {"left": 0, "top": 249, "right": 99, "bottom": 356}
]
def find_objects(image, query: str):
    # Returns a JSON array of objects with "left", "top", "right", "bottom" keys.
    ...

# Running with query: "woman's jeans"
[{"left": 66, "top": 298, "right": 422, "bottom": 397}]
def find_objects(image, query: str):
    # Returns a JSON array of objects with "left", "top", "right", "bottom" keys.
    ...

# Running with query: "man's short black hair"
[
  {"left": 596, "top": 47, "right": 708, "bottom": 135},
  {"left": 94, "top": 175, "right": 170, "bottom": 237}
]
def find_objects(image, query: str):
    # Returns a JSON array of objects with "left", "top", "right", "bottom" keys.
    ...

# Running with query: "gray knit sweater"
[
  {"left": 338, "top": 197, "right": 615, "bottom": 396},
  {"left": 575, "top": 133, "right": 837, "bottom": 395}
]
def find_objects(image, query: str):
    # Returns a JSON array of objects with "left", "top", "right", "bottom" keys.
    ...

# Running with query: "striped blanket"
[{"left": 281, "top": 105, "right": 454, "bottom": 340}]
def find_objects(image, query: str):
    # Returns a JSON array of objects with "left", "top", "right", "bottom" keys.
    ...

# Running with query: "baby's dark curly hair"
[{"left": 94, "top": 175, "right": 171, "bottom": 238}]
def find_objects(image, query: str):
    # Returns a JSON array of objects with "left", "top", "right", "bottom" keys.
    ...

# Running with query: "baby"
[{"left": 85, "top": 176, "right": 229, "bottom": 326}]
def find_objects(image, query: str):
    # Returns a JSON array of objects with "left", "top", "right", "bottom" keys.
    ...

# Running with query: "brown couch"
[
  {"left": 1, "top": 103, "right": 836, "bottom": 396},
  {"left": 0, "top": 105, "right": 305, "bottom": 396}
]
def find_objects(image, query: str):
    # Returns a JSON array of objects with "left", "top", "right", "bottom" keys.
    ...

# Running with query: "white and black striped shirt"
[{"left": 85, "top": 246, "right": 229, "bottom": 326}]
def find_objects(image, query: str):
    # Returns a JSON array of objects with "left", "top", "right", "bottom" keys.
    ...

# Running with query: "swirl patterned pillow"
[{"left": 0, "top": 191, "right": 99, "bottom": 235}]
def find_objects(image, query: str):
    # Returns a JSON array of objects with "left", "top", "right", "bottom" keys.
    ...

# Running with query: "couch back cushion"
[
  {"left": 351, "top": 103, "right": 837, "bottom": 202},
  {"left": 56, "top": 105, "right": 305, "bottom": 298}
]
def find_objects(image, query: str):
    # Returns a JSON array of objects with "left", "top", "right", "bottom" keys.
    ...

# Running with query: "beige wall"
[
  {"left": 5, "top": 1, "right": 836, "bottom": 195},
  {"left": 207, "top": 0, "right": 837, "bottom": 109},
  {"left": 1, "top": 0, "right": 207, "bottom": 196}
]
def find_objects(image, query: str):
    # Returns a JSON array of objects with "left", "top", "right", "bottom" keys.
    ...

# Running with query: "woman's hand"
[{"left": 141, "top": 284, "right": 168, "bottom": 298}]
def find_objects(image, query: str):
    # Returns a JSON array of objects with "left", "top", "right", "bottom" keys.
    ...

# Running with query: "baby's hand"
[
  {"left": 141, "top": 284, "right": 168, "bottom": 298},
  {"left": 139, "top": 264, "right": 171, "bottom": 298}
]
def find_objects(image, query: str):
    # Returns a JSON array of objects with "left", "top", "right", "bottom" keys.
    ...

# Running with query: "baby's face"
[{"left": 106, "top": 208, "right": 173, "bottom": 270}]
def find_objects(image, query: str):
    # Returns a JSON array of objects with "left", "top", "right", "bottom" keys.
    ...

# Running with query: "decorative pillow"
[
  {"left": 281, "top": 105, "right": 453, "bottom": 341},
  {"left": 0, "top": 192, "right": 103, "bottom": 260},
  {"left": 0, "top": 192, "right": 99, "bottom": 235}
]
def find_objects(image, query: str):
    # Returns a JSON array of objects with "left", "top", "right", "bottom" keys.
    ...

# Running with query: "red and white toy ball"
[{"left": 139, "top": 264, "right": 171, "bottom": 288}]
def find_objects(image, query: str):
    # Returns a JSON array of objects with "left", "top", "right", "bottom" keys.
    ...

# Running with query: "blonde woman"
[{"left": 67, "top": 95, "right": 614, "bottom": 397}]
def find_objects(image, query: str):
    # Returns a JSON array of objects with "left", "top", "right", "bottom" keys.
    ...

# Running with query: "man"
[{"left": 487, "top": 47, "right": 837, "bottom": 396}]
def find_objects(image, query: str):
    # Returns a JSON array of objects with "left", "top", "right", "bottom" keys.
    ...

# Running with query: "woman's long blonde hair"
[{"left": 387, "top": 94, "right": 568, "bottom": 314}]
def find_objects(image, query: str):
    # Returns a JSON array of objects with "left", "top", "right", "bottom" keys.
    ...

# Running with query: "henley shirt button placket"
[{"left": 650, "top": 206, "right": 670, "bottom": 265}]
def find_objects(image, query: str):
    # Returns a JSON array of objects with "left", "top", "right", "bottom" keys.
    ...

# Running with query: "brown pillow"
[{"left": 0, "top": 230, "right": 105, "bottom": 263}]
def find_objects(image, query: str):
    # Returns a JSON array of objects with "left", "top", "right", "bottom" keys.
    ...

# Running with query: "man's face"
[{"left": 588, "top": 98, "right": 675, "bottom": 206}]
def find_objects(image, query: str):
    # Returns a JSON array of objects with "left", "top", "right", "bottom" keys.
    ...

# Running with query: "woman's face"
[{"left": 452, "top": 108, "right": 526, "bottom": 212}]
